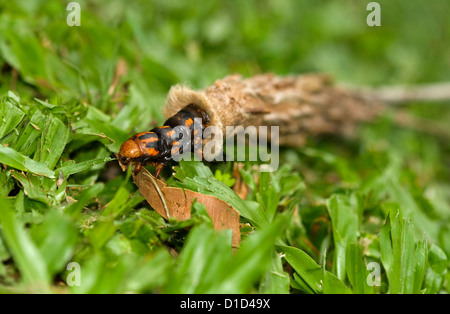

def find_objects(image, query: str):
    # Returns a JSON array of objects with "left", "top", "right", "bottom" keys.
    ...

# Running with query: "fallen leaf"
[
  {"left": 133, "top": 168, "right": 241, "bottom": 247},
  {"left": 232, "top": 163, "right": 249, "bottom": 200}
]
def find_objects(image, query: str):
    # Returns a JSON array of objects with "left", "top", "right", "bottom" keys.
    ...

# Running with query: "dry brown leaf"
[
  {"left": 232, "top": 163, "right": 249, "bottom": 200},
  {"left": 133, "top": 168, "right": 241, "bottom": 247}
]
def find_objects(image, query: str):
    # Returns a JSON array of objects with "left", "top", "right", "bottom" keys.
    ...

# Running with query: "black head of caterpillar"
[{"left": 118, "top": 104, "right": 210, "bottom": 178}]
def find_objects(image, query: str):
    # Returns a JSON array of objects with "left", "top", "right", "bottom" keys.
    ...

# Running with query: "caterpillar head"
[{"left": 117, "top": 132, "right": 161, "bottom": 173}]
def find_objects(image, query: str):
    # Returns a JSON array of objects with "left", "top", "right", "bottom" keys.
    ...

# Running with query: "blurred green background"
[
  {"left": 2, "top": 0, "right": 450, "bottom": 113},
  {"left": 0, "top": 0, "right": 449, "bottom": 294}
]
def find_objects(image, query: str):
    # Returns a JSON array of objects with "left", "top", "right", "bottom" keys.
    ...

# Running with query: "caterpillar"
[{"left": 118, "top": 104, "right": 210, "bottom": 177}]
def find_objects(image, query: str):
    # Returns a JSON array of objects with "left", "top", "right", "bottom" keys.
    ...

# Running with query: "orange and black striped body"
[{"left": 118, "top": 104, "right": 210, "bottom": 177}]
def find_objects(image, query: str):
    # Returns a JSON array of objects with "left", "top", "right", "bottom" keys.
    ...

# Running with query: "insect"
[{"left": 117, "top": 104, "right": 210, "bottom": 178}]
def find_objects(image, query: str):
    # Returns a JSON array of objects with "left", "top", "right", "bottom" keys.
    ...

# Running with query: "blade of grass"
[
  {"left": 11, "top": 171, "right": 48, "bottom": 203},
  {"left": 166, "top": 224, "right": 231, "bottom": 293},
  {"left": 55, "top": 157, "right": 115, "bottom": 178},
  {"left": 424, "top": 244, "right": 447, "bottom": 294},
  {"left": 413, "top": 235, "right": 428, "bottom": 293},
  {"left": 124, "top": 249, "right": 173, "bottom": 292},
  {"left": 0, "top": 145, "right": 55, "bottom": 178},
  {"left": 380, "top": 207, "right": 429, "bottom": 293},
  {"left": 0, "top": 197, "right": 50, "bottom": 291},
  {"left": 0, "top": 97, "right": 25, "bottom": 139},
  {"left": 64, "top": 183, "right": 104, "bottom": 218},
  {"left": 29, "top": 210, "right": 79, "bottom": 277},
  {"left": 86, "top": 220, "right": 117, "bottom": 250},
  {"left": 172, "top": 161, "right": 269, "bottom": 228},
  {"left": 0, "top": 170, "right": 14, "bottom": 197},
  {"left": 259, "top": 250, "right": 290, "bottom": 293},
  {"left": 35, "top": 115, "right": 69, "bottom": 170},
  {"left": 102, "top": 185, "right": 133, "bottom": 218},
  {"left": 346, "top": 242, "right": 375, "bottom": 294},
  {"left": 326, "top": 193, "right": 358, "bottom": 281},
  {"left": 13, "top": 109, "right": 46, "bottom": 156},
  {"left": 279, "top": 245, "right": 324, "bottom": 294},
  {"left": 321, "top": 249, "right": 352, "bottom": 294},
  {"left": 323, "top": 270, "right": 352, "bottom": 294},
  {"left": 216, "top": 214, "right": 288, "bottom": 293}
]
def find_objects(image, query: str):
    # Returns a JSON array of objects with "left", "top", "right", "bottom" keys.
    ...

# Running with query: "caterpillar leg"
[
  {"left": 133, "top": 162, "right": 142, "bottom": 176},
  {"left": 154, "top": 163, "right": 165, "bottom": 179},
  {"left": 130, "top": 161, "right": 165, "bottom": 178}
]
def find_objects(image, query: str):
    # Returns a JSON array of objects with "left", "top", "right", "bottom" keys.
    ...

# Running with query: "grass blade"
[
  {"left": 0, "top": 145, "right": 55, "bottom": 178},
  {"left": 0, "top": 197, "right": 50, "bottom": 291},
  {"left": 14, "top": 109, "right": 46, "bottom": 156},
  {"left": 279, "top": 245, "right": 324, "bottom": 294},
  {"left": 64, "top": 183, "right": 105, "bottom": 218},
  {"left": 346, "top": 242, "right": 375, "bottom": 294},
  {"left": 380, "top": 207, "right": 429, "bottom": 293},
  {"left": 56, "top": 157, "right": 115, "bottom": 178},
  {"left": 0, "top": 97, "right": 25, "bottom": 139},
  {"left": 35, "top": 115, "right": 69, "bottom": 169},
  {"left": 326, "top": 193, "right": 358, "bottom": 281},
  {"left": 424, "top": 244, "right": 447, "bottom": 294}
]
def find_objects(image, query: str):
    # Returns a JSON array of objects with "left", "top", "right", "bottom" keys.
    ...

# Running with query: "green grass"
[{"left": 0, "top": 0, "right": 449, "bottom": 294}]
